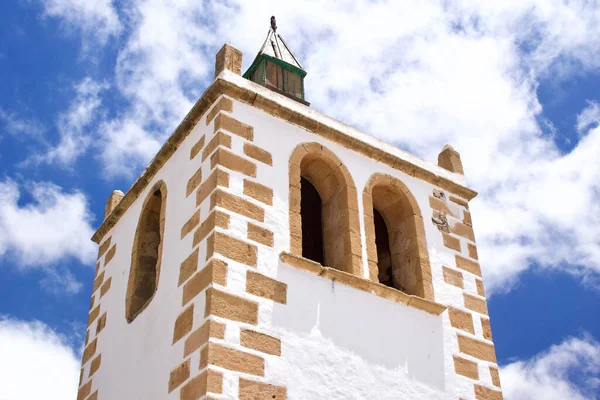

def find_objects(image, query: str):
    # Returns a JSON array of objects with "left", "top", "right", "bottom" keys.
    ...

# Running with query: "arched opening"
[
  {"left": 301, "top": 177, "right": 324, "bottom": 265},
  {"left": 289, "top": 143, "right": 362, "bottom": 275},
  {"left": 364, "top": 174, "right": 433, "bottom": 300},
  {"left": 126, "top": 182, "right": 167, "bottom": 322}
]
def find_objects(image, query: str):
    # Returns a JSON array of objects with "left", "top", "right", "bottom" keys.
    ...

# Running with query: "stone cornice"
[{"left": 92, "top": 74, "right": 477, "bottom": 243}]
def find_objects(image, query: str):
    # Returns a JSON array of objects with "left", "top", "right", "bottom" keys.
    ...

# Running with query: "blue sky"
[{"left": 1, "top": 1, "right": 599, "bottom": 399}]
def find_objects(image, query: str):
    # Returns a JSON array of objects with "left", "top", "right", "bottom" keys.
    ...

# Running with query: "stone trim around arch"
[
  {"left": 289, "top": 142, "right": 362, "bottom": 276},
  {"left": 363, "top": 173, "right": 434, "bottom": 301},
  {"left": 125, "top": 180, "right": 168, "bottom": 323}
]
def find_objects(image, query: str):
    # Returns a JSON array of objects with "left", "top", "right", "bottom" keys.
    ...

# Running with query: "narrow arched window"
[
  {"left": 301, "top": 177, "right": 324, "bottom": 265},
  {"left": 364, "top": 174, "right": 434, "bottom": 300},
  {"left": 126, "top": 182, "right": 167, "bottom": 322},
  {"left": 288, "top": 143, "right": 362, "bottom": 275}
]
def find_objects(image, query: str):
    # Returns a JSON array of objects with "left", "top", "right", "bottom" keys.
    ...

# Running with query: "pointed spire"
[
  {"left": 243, "top": 16, "right": 308, "bottom": 103},
  {"left": 255, "top": 18, "right": 304, "bottom": 71}
]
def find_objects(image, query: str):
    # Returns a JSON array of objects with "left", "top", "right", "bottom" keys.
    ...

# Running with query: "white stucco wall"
[
  {"left": 89, "top": 116, "right": 216, "bottom": 399},
  {"left": 88, "top": 76, "right": 491, "bottom": 399}
]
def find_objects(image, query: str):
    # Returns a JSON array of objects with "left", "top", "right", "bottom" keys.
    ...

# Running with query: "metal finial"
[{"left": 270, "top": 16, "right": 277, "bottom": 32}]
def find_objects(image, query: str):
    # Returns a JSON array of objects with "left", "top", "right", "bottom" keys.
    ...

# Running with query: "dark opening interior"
[
  {"left": 128, "top": 189, "right": 162, "bottom": 321},
  {"left": 300, "top": 177, "right": 324, "bottom": 265},
  {"left": 374, "top": 208, "right": 394, "bottom": 288}
]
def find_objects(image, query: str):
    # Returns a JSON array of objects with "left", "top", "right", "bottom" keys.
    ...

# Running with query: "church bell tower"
[{"left": 78, "top": 18, "right": 503, "bottom": 400}]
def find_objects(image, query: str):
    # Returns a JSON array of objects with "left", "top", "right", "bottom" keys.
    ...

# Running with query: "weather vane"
[{"left": 271, "top": 16, "right": 277, "bottom": 32}]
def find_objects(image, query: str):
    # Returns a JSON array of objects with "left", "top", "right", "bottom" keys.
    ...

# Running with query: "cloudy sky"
[{"left": 1, "top": 0, "right": 599, "bottom": 398}]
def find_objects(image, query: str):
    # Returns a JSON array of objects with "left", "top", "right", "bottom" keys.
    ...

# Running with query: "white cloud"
[
  {"left": 96, "top": 0, "right": 219, "bottom": 177},
  {"left": 577, "top": 101, "right": 600, "bottom": 134},
  {"left": 0, "top": 178, "right": 96, "bottom": 292},
  {"left": 0, "top": 317, "right": 80, "bottom": 400},
  {"left": 45, "top": 0, "right": 600, "bottom": 292},
  {"left": 39, "top": 0, "right": 121, "bottom": 45},
  {"left": 0, "top": 109, "right": 45, "bottom": 141},
  {"left": 501, "top": 335, "right": 600, "bottom": 400},
  {"left": 29, "top": 77, "right": 108, "bottom": 167}
]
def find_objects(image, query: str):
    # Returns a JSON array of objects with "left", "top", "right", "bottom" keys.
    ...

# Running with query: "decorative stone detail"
[
  {"left": 202, "top": 131, "right": 232, "bottom": 161},
  {"left": 200, "top": 342, "right": 264, "bottom": 376},
  {"left": 93, "top": 271, "right": 105, "bottom": 293},
  {"left": 210, "top": 189, "right": 264, "bottom": 222},
  {"left": 490, "top": 367, "right": 501, "bottom": 387},
  {"left": 481, "top": 317, "right": 493, "bottom": 340},
  {"left": 432, "top": 211, "right": 450, "bottom": 233},
  {"left": 184, "top": 319, "right": 226, "bottom": 357},
  {"left": 455, "top": 255, "right": 482, "bottom": 277},
  {"left": 82, "top": 339, "right": 97, "bottom": 364},
  {"left": 97, "top": 278, "right": 111, "bottom": 299},
  {"left": 96, "top": 313, "right": 107, "bottom": 334},
  {"left": 457, "top": 334, "right": 497, "bottom": 363},
  {"left": 443, "top": 233, "right": 461, "bottom": 252},
  {"left": 181, "top": 209, "right": 201, "bottom": 239},
  {"left": 244, "top": 142, "right": 273, "bottom": 166},
  {"left": 205, "top": 287, "right": 259, "bottom": 325},
  {"left": 453, "top": 355, "right": 479, "bottom": 380},
  {"left": 206, "top": 97, "right": 233, "bottom": 125},
  {"left": 196, "top": 169, "right": 230, "bottom": 206},
  {"left": 104, "top": 190, "right": 124, "bottom": 220},
  {"left": 449, "top": 195, "right": 469, "bottom": 208},
  {"left": 448, "top": 307, "right": 474, "bottom": 334},
  {"left": 243, "top": 179, "right": 273, "bottom": 205},
  {"left": 246, "top": 270, "right": 287, "bottom": 304},
  {"left": 179, "top": 248, "right": 199, "bottom": 287},
  {"left": 463, "top": 210, "right": 473, "bottom": 226},
  {"left": 214, "top": 43, "right": 242, "bottom": 78},
  {"left": 429, "top": 196, "right": 453, "bottom": 215},
  {"left": 105, "top": 245, "right": 116, "bottom": 265},
  {"left": 238, "top": 378, "right": 287, "bottom": 400},
  {"left": 476, "top": 279, "right": 485, "bottom": 296},
  {"left": 192, "top": 210, "right": 230, "bottom": 247},
  {"left": 240, "top": 329, "right": 282, "bottom": 356},
  {"left": 186, "top": 167, "right": 203, "bottom": 197},
  {"left": 474, "top": 384, "right": 503, "bottom": 400},
  {"left": 89, "top": 354, "right": 101, "bottom": 377},
  {"left": 173, "top": 304, "right": 194, "bottom": 344},
  {"left": 190, "top": 135, "right": 206, "bottom": 160},
  {"left": 88, "top": 305, "right": 100, "bottom": 325},
  {"left": 182, "top": 259, "right": 228, "bottom": 306},
  {"left": 438, "top": 144, "right": 464, "bottom": 175},
  {"left": 452, "top": 221, "right": 476, "bottom": 242},
  {"left": 464, "top": 293, "right": 489, "bottom": 315},
  {"left": 168, "top": 359, "right": 190, "bottom": 393},
  {"left": 206, "top": 232, "right": 258, "bottom": 267},
  {"left": 247, "top": 222, "right": 274, "bottom": 247},
  {"left": 180, "top": 369, "right": 223, "bottom": 400},
  {"left": 97, "top": 237, "right": 111, "bottom": 259},
  {"left": 469, "top": 243, "right": 479, "bottom": 260},
  {"left": 443, "top": 267, "right": 464, "bottom": 288},
  {"left": 213, "top": 113, "right": 254, "bottom": 141},
  {"left": 211, "top": 148, "right": 256, "bottom": 177},
  {"left": 77, "top": 381, "right": 92, "bottom": 400}
]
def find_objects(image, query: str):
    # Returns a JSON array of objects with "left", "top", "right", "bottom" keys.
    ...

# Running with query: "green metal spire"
[{"left": 243, "top": 17, "right": 308, "bottom": 104}]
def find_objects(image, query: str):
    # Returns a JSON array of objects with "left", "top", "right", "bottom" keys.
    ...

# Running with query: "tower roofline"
[{"left": 92, "top": 60, "right": 476, "bottom": 244}]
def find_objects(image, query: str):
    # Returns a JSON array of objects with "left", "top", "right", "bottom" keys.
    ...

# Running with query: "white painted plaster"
[
  {"left": 269, "top": 262, "right": 449, "bottom": 399},
  {"left": 90, "top": 86, "right": 494, "bottom": 399}
]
